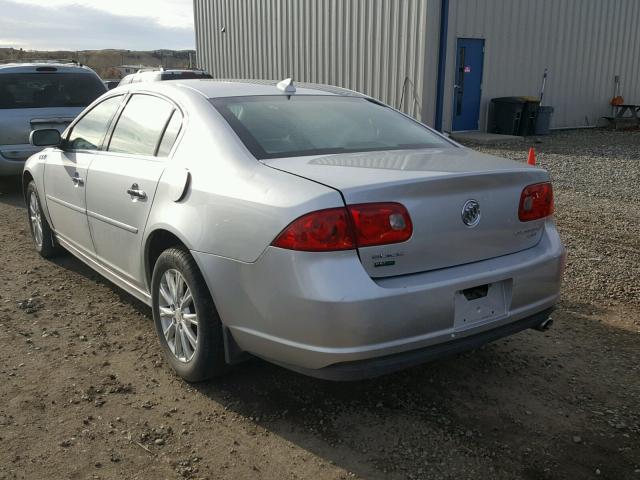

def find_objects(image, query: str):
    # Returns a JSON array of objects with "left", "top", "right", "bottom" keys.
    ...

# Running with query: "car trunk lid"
[{"left": 263, "top": 147, "right": 551, "bottom": 278}]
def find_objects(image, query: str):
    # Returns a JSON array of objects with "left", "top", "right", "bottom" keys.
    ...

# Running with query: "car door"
[
  {"left": 43, "top": 94, "right": 124, "bottom": 254},
  {"left": 85, "top": 93, "right": 183, "bottom": 288}
]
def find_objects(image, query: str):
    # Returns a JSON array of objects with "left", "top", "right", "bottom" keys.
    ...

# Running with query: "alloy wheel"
[
  {"left": 158, "top": 269, "right": 199, "bottom": 362},
  {"left": 29, "top": 192, "right": 43, "bottom": 248}
]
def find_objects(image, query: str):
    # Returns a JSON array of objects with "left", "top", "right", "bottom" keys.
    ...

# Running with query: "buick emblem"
[{"left": 461, "top": 199, "right": 481, "bottom": 227}]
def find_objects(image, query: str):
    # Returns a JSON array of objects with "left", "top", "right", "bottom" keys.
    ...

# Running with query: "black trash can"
[
  {"left": 535, "top": 106, "right": 554, "bottom": 135},
  {"left": 519, "top": 97, "right": 541, "bottom": 136},
  {"left": 490, "top": 97, "right": 526, "bottom": 135}
]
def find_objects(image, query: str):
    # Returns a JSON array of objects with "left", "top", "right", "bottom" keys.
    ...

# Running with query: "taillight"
[
  {"left": 347, "top": 203, "right": 413, "bottom": 247},
  {"left": 272, "top": 203, "right": 413, "bottom": 252},
  {"left": 519, "top": 182, "right": 554, "bottom": 221},
  {"left": 271, "top": 207, "right": 356, "bottom": 251}
]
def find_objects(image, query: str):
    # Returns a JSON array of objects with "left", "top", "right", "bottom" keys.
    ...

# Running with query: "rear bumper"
[
  {"left": 192, "top": 220, "right": 566, "bottom": 375},
  {"left": 281, "top": 308, "right": 554, "bottom": 380}
]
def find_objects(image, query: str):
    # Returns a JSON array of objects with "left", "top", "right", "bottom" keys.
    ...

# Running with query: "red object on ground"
[{"left": 527, "top": 147, "right": 536, "bottom": 166}]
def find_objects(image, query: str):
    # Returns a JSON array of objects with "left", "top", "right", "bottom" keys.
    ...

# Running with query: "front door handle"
[
  {"left": 71, "top": 174, "right": 84, "bottom": 187},
  {"left": 127, "top": 183, "right": 147, "bottom": 200}
]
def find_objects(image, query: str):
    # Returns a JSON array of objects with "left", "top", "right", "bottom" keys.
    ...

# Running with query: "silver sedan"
[{"left": 23, "top": 79, "right": 566, "bottom": 381}]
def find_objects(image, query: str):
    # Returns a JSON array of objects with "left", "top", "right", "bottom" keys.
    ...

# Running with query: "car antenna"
[{"left": 277, "top": 77, "right": 296, "bottom": 94}]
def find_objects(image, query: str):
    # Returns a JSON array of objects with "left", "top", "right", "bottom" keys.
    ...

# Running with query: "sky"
[{"left": 0, "top": 0, "right": 195, "bottom": 51}]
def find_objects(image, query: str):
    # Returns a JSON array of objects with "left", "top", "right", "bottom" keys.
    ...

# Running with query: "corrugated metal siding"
[
  {"left": 194, "top": 0, "right": 431, "bottom": 119},
  {"left": 442, "top": 0, "right": 640, "bottom": 130},
  {"left": 195, "top": 0, "right": 640, "bottom": 131}
]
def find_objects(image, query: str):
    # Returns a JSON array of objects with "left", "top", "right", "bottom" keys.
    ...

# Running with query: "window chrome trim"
[{"left": 104, "top": 91, "right": 185, "bottom": 160}]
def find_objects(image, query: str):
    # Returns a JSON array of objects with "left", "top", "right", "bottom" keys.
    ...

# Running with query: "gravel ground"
[{"left": 0, "top": 128, "right": 639, "bottom": 480}]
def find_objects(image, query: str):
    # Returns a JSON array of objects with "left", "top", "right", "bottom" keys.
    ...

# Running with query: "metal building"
[{"left": 194, "top": 0, "right": 640, "bottom": 131}]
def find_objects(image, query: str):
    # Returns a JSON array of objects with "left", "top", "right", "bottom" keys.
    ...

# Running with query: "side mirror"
[{"left": 30, "top": 128, "right": 62, "bottom": 147}]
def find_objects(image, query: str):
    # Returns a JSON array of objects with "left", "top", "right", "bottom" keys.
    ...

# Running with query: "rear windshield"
[
  {"left": 0, "top": 73, "right": 106, "bottom": 109},
  {"left": 211, "top": 95, "right": 451, "bottom": 160}
]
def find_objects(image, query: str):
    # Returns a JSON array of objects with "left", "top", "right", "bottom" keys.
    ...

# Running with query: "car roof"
[
  {"left": 0, "top": 62, "right": 98, "bottom": 74},
  {"left": 124, "top": 78, "right": 368, "bottom": 99}
]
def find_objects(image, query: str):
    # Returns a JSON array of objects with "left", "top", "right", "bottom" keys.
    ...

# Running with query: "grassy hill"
[{"left": 0, "top": 48, "right": 196, "bottom": 79}]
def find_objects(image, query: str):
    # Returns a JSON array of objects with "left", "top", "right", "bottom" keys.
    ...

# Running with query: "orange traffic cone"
[{"left": 527, "top": 147, "right": 536, "bottom": 166}]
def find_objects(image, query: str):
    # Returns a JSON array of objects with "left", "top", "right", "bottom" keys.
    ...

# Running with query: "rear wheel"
[
  {"left": 26, "top": 181, "right": 60, "bottom": 258},
  {"left": 151, "top": 247, "right": 227, "bottom": 381}
]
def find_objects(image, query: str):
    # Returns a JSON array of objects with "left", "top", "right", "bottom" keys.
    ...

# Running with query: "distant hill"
[{"left": 0, "top": 48, "right": 197, "bottom": 79}]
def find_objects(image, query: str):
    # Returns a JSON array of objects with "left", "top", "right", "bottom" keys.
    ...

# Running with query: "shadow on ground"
[{"left": 185, "top": 302, "right": 639, "bottom": 479}]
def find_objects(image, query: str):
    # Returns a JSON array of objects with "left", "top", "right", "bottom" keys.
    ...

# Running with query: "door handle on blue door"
[{"left": 127, "top": 183, "right": 147, "bottom": 200}]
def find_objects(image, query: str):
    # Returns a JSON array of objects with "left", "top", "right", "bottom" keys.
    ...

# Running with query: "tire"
[
  {"left": 151, "top": 247, "right": 228, "bottom": 382},
  {"left": 26, "top": 180, "right": 61, "bottom": 258}
]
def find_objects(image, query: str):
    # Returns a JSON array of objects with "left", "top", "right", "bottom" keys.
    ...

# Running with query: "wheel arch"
[
  {"left": 144, "top": 227, "right": 247, "bottom": 367},
  {"left": 22, "top": 169, "right": 34, "bottom": 205},
  {"left": 144, "top": 227, "right": 193, "bottom": 290}
]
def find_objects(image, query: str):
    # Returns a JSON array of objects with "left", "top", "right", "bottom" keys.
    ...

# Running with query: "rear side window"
[
  {"left": 0, "top": 73, "right": 106, "bottom": 109},
  {"left": 157, "top": 110, "right": 183, "bottom": 156},
  {"left": 108, "top": 94, "right": 174, "bottom": 156},
  {"left": 67, "top": 95, "right": 123, "bottom": 150}
]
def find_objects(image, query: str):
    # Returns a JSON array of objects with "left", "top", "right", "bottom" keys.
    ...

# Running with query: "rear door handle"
[{"left": 127, "top": 183, "right": 147, "bottom": 200}]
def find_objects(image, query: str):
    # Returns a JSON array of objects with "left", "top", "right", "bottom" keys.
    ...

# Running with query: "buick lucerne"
[{"left": 23, "top": 79, "right": 565, "bottom": 381}]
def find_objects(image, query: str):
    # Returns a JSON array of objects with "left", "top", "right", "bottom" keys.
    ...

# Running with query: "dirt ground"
[{"left": 0, "top": 130, "right": 639, "bottom": 480}]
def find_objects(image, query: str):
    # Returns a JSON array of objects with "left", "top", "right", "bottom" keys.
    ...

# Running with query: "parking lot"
[{"left": 0, "top": 128, "right": 638, "bottom": 480}]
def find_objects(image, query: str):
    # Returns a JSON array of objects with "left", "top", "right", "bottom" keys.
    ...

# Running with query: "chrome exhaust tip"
[{"left": 533, "top": 317, "right": 553, "bottom": 332}]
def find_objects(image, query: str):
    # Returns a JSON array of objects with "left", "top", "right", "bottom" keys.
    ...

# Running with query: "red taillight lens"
[
  {"left": 348, "top": 202, "right": 413, "bottom": 247},
  {"left": 271, "top": 207, "right": 356, "bottom": 251},
  {"left": 272, "top": 203, "right": 413, "bottom": 251},
  {"left": 519, "top": 182, "right": 554, "bottom": 221}
]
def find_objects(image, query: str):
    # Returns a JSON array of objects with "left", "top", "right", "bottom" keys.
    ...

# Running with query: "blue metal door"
[{"left": 452, "top": 38, "right": 484, "bottom": 131}]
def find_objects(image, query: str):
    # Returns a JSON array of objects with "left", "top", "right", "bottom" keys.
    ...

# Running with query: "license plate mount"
[{"left": 454, "top": 281, "right": 508, "bottom": 330}]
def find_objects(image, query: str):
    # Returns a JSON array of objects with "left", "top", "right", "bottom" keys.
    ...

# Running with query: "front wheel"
[
  {"left": 26, "top": 180, "right": 61, "bottom": 258},
  {"left": 151, "top": 247, "right": 227, "bottom": 382}
]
